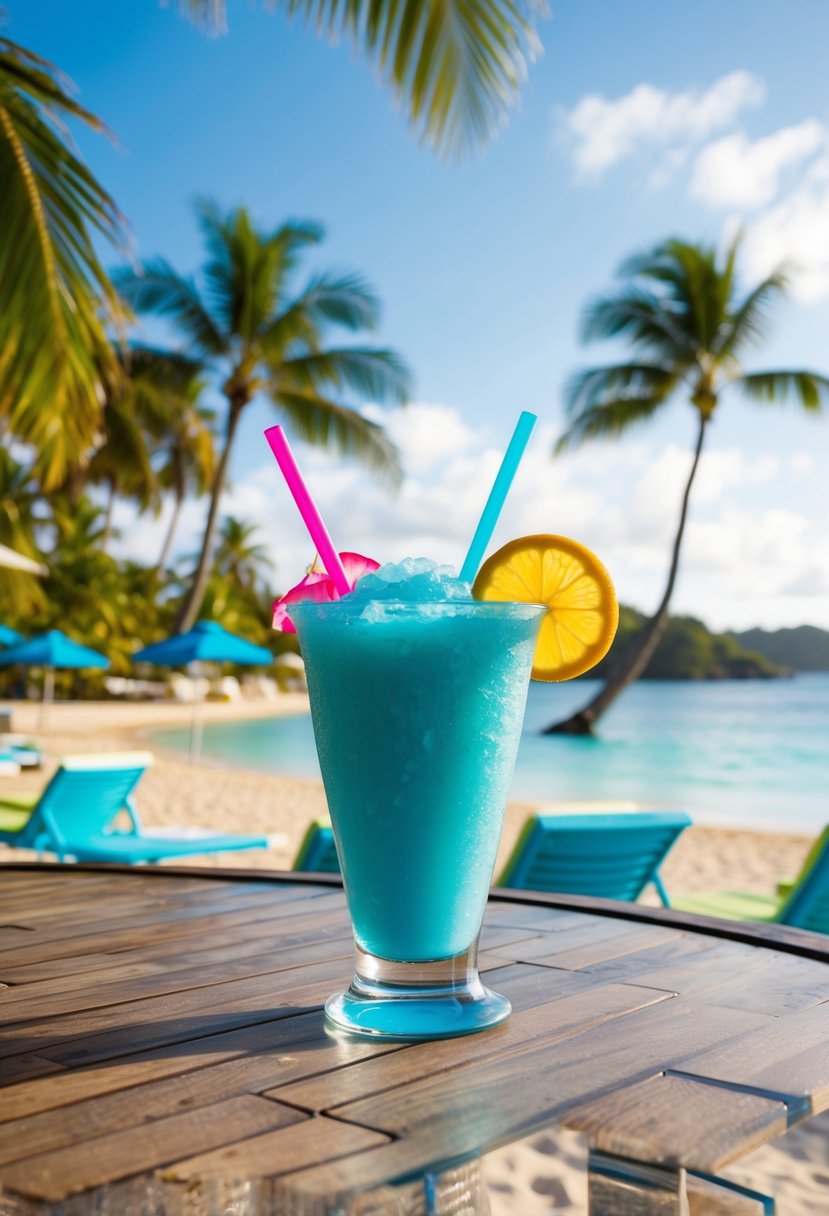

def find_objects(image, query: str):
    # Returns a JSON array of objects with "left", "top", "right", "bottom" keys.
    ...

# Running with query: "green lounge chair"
[
  {"left": 673, "top": 824, "right": 829, "bottom": 933},
  {"left": 0, "top": 752, "right": 269, "bottom": 863},
  {"left": 292, "top": 821, "right": 340, "bottom": 873},
  {"left": 497, "top": 811, "right": 692, "bottom": 907}
]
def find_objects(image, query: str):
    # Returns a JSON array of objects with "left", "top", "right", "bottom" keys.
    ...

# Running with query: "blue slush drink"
[{"left": 291, "top": 560, "right": 544, "bottom": 964}]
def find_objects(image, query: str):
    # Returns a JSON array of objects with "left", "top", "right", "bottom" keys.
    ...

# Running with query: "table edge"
[{"left": 2, "top": 860, "right": 828, "bottom": 963}]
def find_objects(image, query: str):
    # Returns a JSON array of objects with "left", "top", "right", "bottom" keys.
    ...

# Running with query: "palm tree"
[
  {"left": 117, "top": 200, "right": 410, "bottom": 632},
  {"left": 0, "top": 37, "right": 124, "bottom": 488},
  {"left": 125, "top": 348, "right": 217, "bottom": 574},
  {"left": 88, "top": 390, "right": 160, "bottom": 552},
  {"left": 175, "top": 0, "right": 546, "bottom": 157},
  {"left": 546, "top": 236, "right": 829, "bottom": 736},
  {"left": 212, "top": 516, "right": 272, "bottom": 594}
]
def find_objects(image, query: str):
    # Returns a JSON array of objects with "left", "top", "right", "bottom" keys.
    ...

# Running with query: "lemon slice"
[{"left": 472, "top": 534, "right": 618, "bottom": 681}]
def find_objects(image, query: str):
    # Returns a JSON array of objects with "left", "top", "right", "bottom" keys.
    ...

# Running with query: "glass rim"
[{"left": 289, "top": 598, "right": 547, "bottom": 622}]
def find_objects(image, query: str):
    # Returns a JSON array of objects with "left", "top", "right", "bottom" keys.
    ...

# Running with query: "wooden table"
[{"left": 2, "top": 865, "right": 829, "bottom": 1215}]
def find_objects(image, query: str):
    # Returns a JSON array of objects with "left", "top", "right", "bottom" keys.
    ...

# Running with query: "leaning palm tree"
[
  {"left": 175, "top": 0, "right": 546, "bottom": 157},
  {"left": 0, "top": 37, "right": 124, "bottom": 488},
  {"left": 117, "top": 200, "right": 411, "bottom": 632},
  {"left": 547, "top": 236, "right": 829, "bottom": 736}
]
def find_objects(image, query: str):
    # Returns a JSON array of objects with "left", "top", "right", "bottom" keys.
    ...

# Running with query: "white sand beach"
[{"left": 1, "top": 697, "right": 826, "bottom": 1212}]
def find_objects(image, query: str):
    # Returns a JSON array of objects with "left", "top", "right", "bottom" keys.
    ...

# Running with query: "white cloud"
[
  {"left": 789, "top": 453, "right": 815, "bottom": 475},
  {"left": 560, "top": 70, "right": 765, "bottom": 176},
  {"left": 561, "top": 70, "right": 829, "bottom": 304},
  {"left": 113, "top": 406, "right": 829, "bottom": 631},
  {"left": 690, "top": 120, "right": 825, "bottom": 209},
  {"left": 363, "top": 401, "right": 482, "bottom": 476},
  {"left": 739, "top": 160, "right": 829, "bottom": 302}
]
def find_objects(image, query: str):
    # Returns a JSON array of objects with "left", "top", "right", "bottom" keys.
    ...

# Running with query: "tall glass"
[{"left": 291, "top": 597, "right": 544, "bottom": 1040}]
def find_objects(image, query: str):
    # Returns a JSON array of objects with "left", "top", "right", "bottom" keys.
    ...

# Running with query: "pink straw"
[{"left": 264, "top": 426, "right": 351, "bottom": 596}]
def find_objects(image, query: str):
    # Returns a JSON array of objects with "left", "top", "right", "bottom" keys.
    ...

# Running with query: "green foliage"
[
  {"left": 589, "top": 607, "right": 782, "bottom": 682},
  {"left": 117, "top": 200, "right": 410, "bottom": 630},
  {"left": 174, "top": 0, "right": 547, "bottom": 156},
  {"left": 0, "top": 495, "right": 283, "bottom": 694},
  {"left": 731, "top": 626, "right": 829, "bottom": 672},
  {"left": 0, "top": 37, "right": 124, "bottom": 488},
  {"left": 558, "top": 235, "right": 829, "bottom": 454}
]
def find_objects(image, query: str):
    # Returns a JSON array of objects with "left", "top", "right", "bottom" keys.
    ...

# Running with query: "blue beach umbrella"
[
  {"left": 0, "top": 625, "right": 24, "bottom": 648},
  {"left": 0, "top": 629, "right": 109, "bottom": 729},
  {"left": 133, "top": 621, "right": 273, "bottom": 762}
]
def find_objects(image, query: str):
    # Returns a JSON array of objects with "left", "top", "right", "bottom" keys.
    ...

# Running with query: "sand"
[{"left": 0, "top": 696, "right": 825, "bottom": 1212}]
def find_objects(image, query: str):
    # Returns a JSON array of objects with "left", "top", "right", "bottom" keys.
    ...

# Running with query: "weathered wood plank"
[
  {"left": 326, "top": 1001, "right": 773, "bottom": 1171},
  {"left": 0, "top": 887, "right": 343, "bottom": 970},
  {"left": 0, "top": 1009, "right": 400, "bottom": 1125},
  {"left": 0, "top": 1095, "right": 303, "bottom": 1203},
  {"left": 504, "top": 919, "right": 682, "bottom": 970},
  {"left": 0, "top": 918, "right": 535, "bottom": 1006},
  {"left": 272, "top": 974, "right": 673, "bottom": 1113},
  {"left": 0, "top": 1053, "right": 64, "bottom": 1085},
  {"left": 0, "top": 877, "right": 278, "bottom": 932},
  {"left": 625, "top": 942, "right": 829, "bottom": 1016},
  {"left": 483, "top": 903, "right": 601, "bottom": 933},
  {"left": 0, "top": 902, "right": 350, "bottom": 987},
  {"left": 670, "top": 1000, "right": 829, "bottom": 1115},
  {"left": 165, "top": 1114, "right": 389, "bottom": 1182},
  {"left": 4, "top": 956, "right": 353, "bottom": 1066},
  {"left": 0, "top": 930, "right": 354, "bottom": 1024},
  {"left": 0, "top": 1042, "right": 392, "bottom": 1167},
  {"left": 564, "top": 1073, "right": 787, "bottom": 1171}
]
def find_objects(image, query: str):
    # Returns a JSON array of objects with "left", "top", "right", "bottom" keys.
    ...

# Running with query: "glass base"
[{"left": 324, "top": 941, "right": 511, "bottom": 1041}]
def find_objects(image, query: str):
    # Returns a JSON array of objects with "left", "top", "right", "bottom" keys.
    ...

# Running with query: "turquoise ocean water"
[{"left": 152, "top": 673, "right": 829, "bottom": 834}]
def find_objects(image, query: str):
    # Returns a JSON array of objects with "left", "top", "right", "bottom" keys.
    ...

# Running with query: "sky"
[{"left": 11, "top": 0, "right": 829, "bottom": 630}]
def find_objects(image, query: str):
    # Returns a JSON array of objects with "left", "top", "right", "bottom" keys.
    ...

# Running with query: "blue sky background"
[{"left": 10, "top": 1, "right": 829, "bottom": 628}]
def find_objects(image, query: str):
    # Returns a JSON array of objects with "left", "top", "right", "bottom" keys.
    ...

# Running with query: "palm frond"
[
  {"left": 260, "top": 272, "right": 383, "bottom": 359},
  {"left": 0, "top": 37, "right": 125, "bottom": 487},
  {"left": 555, "top": 396, "right": 667, "bottom": 454},
  {"left": 297, "top": 271, "right": 382, "bottom": 330},
  {"left": 713, "top": 269, "right": 790, "bottom": 358},
  {"left": 581, "top": 289, "right": 696, "bottom": 359},
  {"left": 275, "top": 389, "right": 403, "bottom": 485},
  {"left": 88, "top": 395, "right": 160, "bottom": 511},
  {"left": 619, "top": 238, "right": 730, "bottom": 351},
  {"left": 170, "top": 0, "right": 228, "bottom": 34},
  {"left": 277, "top": 346, "right": 412, "bottom": 403},
  {"left": 564, "top": 363, "right": 678, "bottom": 417},
  {"left": 115, "top": 259, "right": 226, "bottom": 356},
  {"left": 195, "top": 202, "right": 323, "bottom": 337},
  {"left": 175, "top": 1, "right": 547, "bottom": 157},
  {"left": 735, "top": 371, "right": 829, "bottom": 413}
]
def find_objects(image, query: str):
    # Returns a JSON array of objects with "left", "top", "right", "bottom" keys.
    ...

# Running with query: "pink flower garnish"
[{"left": 273, "top": 552, "right": 380, "bottom": 633}]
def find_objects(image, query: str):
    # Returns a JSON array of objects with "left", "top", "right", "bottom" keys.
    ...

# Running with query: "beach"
[
  {"left": 0, "top": 697, "right": 815, "bottom": 894},
  {"left": 1, "top": 698, "right": 827, "bottom": 1211}
]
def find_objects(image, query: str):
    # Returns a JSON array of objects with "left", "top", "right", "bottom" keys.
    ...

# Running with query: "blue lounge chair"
[
  {"left": 674, "top": 824, "right": 829, "bottom": 934},
  {"left": 0, "top": 752, "right": 269, "bottom": 863},
  {"left": 292, "top": 821, "right": 340, "bottom": 873},
  {"left": 497, "top": 811, "right": 692, "bottom": 907}
]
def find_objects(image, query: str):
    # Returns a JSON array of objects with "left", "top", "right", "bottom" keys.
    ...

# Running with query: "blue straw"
[{"left": 459, "top": 410, "right": 538, "bottom": 584}]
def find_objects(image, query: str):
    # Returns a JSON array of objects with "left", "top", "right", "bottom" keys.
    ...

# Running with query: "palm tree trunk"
[
  {"left": 174, "top": 402, "right": 243, "bottom": 633},
  {"left": 102, "top": 477, "right": 117, "bottom": 552},
  {"left": 545, "top": 412, "right": 709, "bottom": 735},
  {"left": 157, "top": 491, "right": 183, "bottom": 575}
]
